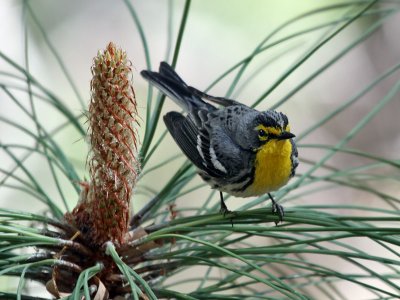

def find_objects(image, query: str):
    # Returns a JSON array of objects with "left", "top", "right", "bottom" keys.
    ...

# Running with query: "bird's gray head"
[{"left": 237, "top": 110, "right": 295, "bottom": 151}]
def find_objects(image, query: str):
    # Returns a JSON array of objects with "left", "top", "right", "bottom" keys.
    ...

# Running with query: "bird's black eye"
[{"left": 258, "top": 129, "right": 267, "bottom": 137}]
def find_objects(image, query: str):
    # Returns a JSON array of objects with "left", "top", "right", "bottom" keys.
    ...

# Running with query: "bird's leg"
[
  {"left": 219, "top": 191, "right": 230, "bottom": 215},
  {"left": 268, "top": 193, "right": 284, "bottom": 225},
  {"left": 219, "top": 192, "right": 234, "bottom": 227}
]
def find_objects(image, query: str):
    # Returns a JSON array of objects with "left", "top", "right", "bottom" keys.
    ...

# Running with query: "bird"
[{"left": 141, "top": 62, "right": 298, "bottom": 224}]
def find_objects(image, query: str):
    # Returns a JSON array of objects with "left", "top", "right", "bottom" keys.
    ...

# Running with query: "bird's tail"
[{"left": 141, "top": 62, "right": 212, "bottom": 112}]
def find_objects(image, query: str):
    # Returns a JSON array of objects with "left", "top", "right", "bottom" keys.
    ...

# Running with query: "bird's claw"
[
  {"left": 268, "top": 193, "right": 285, "bottom": 226},
  {"left": 220, "top": 206, "right": 237, "bottom": 227},
  {"left": 219, "top": 201, "right": 236, "bottom": 227},
  {"left": 272, "top": 202, "right": 285, "bottom": 225},
  {"left": 219, "top": 205, "right": 231, "bottom": 216}
]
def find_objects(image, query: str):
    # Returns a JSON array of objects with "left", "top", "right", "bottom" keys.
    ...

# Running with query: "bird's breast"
[{"left": 246, "top": 139, "right": 293, "bottom": 196}]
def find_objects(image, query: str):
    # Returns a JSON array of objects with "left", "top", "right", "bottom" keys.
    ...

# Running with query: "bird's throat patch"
[{"left": 249, "top": 139, "right": 293, "bottom": 195}]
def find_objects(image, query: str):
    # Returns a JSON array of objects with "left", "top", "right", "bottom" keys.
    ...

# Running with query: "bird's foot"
[
  {"left": 220, "top": 209, "right": 236, "bottom": 228},
  {"left": 219, "top": 192, "right": 236, "bottom": 227},
  {"left": 269, "top": 193, "right": 285, "bottom": 225},
  {"left": 219, "top": 198, "right": 231, "bottom": 216},
  {"left": 272, "top": 202, "right": 285, "bottom": 225}
]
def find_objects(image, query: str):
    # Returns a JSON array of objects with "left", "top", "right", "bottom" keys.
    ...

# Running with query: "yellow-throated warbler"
[{"left": 141, "top": 62, "right": 298, "bottom": 223}]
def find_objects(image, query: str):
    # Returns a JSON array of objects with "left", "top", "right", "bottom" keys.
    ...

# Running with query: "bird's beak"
[{"left": 277, "top": 131, "right": 295, "bottom": 140}]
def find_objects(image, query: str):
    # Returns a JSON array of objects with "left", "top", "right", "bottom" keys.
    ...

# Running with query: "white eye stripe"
[{"left": 209, "top": 146, "right": 227, "bottom": 173}]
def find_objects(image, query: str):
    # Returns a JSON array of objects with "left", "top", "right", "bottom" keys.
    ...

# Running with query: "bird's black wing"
[{"left": 164, "top": 111, "right": 226, "bottom": 178}]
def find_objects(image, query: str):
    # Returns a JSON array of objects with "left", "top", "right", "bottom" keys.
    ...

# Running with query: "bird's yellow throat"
[{"left": 249, "top": 139, "right": 293, "bottom": 196}]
